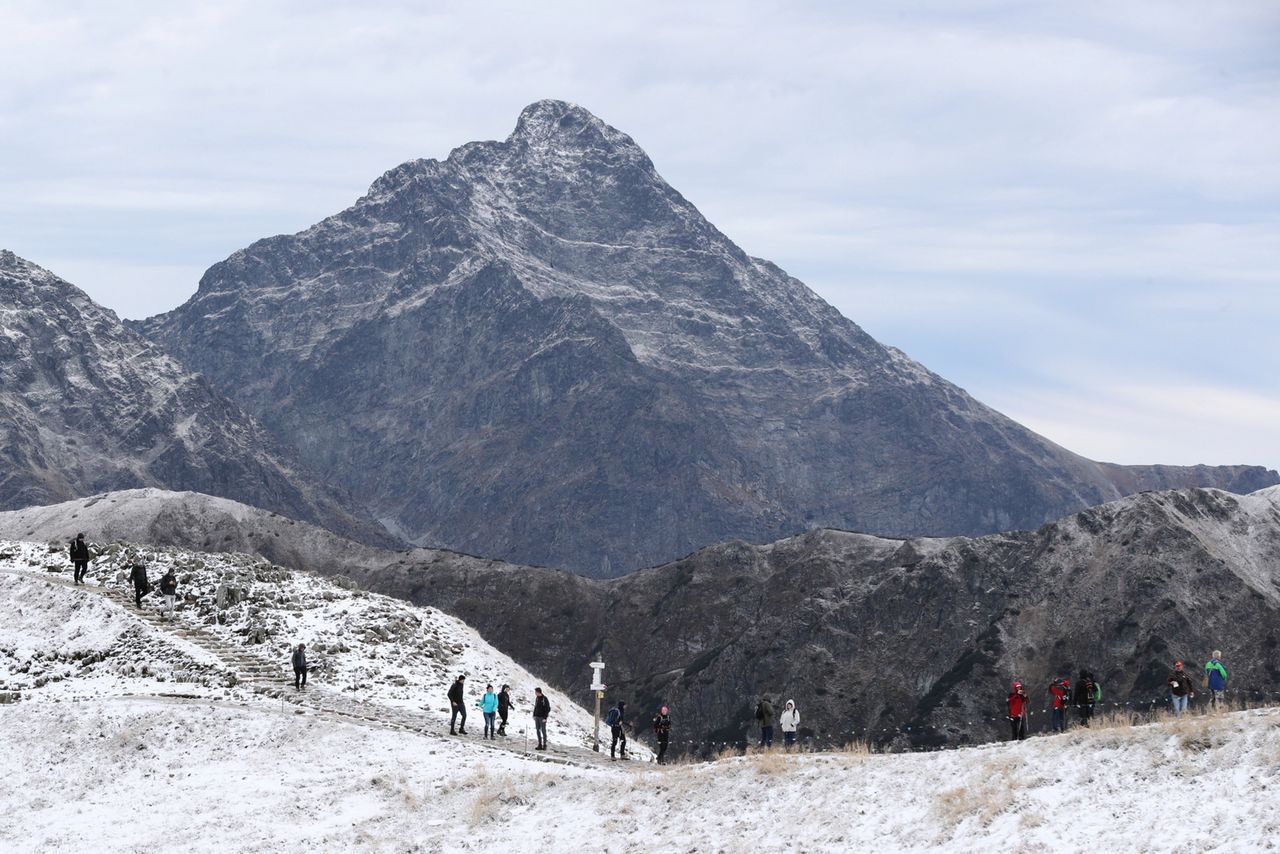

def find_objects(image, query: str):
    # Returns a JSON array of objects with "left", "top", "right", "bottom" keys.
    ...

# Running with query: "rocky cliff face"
[
  {"left": 138, "top": 100, "right": 1277, "bottom": 574},
  {"left": 373, "top": 485, "right": 1280, "bottom": 749},
  {"left": 0, "top": 251, "right": 396, "bottom": 547}
]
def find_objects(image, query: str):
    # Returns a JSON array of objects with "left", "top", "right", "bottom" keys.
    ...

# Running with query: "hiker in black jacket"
[
  {"left": 129, "top": 564, "right": 149, "bottom": 608},
  {"left": 448, "top": 675, "right": 467, "bottom": 735},
  {"left": 1073, "top": 670, "right": 1098, "bottom": 727},
  {"left": 497, "top": 685, "right": 512, "bottom": 736},
  {"left": 158, "top": 569, "right": 178, "bottom": 620},
  {"left": 533, "top": 687, "right": 551, "bottom": 750},
  {"left": 652, "top": 706, "right": 672, "bottom": 764},
  {"left": 69, "top": 534, "right": 91, "bottom": 584},
  {"left": 292, "top": 644, "right": 308, "bottom": 690}
]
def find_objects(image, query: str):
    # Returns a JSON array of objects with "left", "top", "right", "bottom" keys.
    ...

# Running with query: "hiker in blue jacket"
[
  {"left": 606, "top": 700, "right": 629, "bottom": 759},
  {"left": 481, "top": 684, "right": 499, "bottom": 739},
  {"left": 1204, "top": 651, "right": 1229, "bottom": 709}
]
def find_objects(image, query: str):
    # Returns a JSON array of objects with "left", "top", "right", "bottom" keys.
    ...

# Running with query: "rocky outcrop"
[
  {"left": 137, "top": 100, "right": 1277, "bottom": 575},
  {"left": 0, "top": 251, "right": 396, "bottom": 548}
]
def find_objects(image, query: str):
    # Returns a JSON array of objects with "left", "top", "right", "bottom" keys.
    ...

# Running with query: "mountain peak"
[{"left": 508, "top": 99, "right": 644, "bottom": 159}]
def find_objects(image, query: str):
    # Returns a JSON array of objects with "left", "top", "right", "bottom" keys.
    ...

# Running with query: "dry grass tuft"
[{"left": 931, "top": 756, "right": 1026, "bottom": 833}]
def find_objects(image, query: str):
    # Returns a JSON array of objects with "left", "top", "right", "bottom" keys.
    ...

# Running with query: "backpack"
[{"left": 605, "top": 707, "right": 621, "bottom": 727}]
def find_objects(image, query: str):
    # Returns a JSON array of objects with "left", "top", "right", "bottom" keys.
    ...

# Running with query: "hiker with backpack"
[
  {"left": 129, "top": 563, "right": 150, "bottom": 608},
  {"left": 652, "top": 706, "right": 672, "bottom": 764},
  {"left": 292, "top": 643, "right": 308, "bottom": 690},
  {"left": 1168, "top": 660, "right": 1195, "bottom": 716},
  {"left": 481, "top": 684, "right": 499, "bottom": 739},
  {"left": 1073, "top": 670, "right": 1098, "bottom": 727},
  {"left": 606, "top": 700, "right": 630, "bottom": 760},
  {"left": 69, "top": 534, "right": 91, "bottom": 584},
  {"left": 448, "top": 675, "right": 467, "bottom": 735},
  {"left": 1007, "top": 681, "right": 1029, "bottom": 740},
  {"left": 497, "top": 685, "right": 512, "bottom": 736},
  {"left": 1049, "top": 676, "right": 1070, "bottom": 733},
  {"left": 1204, "top": 652, "right": 1229, "bottom": 709},
  {"left": 532, "top": 687, "right": 551, "bottom": 750},
  {"left": 158, "top": 568, "right": 178, "bottom": 620},
  {"left": 755, "top": 696, "right": 775, "bottom": 748},
  {"left": 779, "top": 699, "right": 801, "bottom": 750}
]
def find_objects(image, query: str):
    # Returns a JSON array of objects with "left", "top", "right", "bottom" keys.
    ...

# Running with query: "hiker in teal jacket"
[
  {"left": 481, "top": 685, "right": 500, "bottom": 739},
  {"left": 1205, "top": 652, "right": 1229, "bottom": 709}
]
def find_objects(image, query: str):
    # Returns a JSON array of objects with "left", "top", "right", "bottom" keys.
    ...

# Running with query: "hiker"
[
  {"left": 1204, "top": 652, "right": 1229, "bottom": 709},
  {"left": 1073, "top": 670, "right": 1098, "bottom": 727},
  {"left": 448, "top": 675, "right": 467, "bottom": 734},
  {"left": 606, "top": 700, "right": 629, "bottom": 759},
  {"left": 533, "top": 687, "right": 551, "bottom": 750},
  {"left": 1049, "top": 676, "right": 1071, "bottom": 733},
  {"left": 69, "top": 534, "right": 91, "bottom": 584},
  {"left": 497, "top": 684, "right": 512, "bottom": 736},
  {"left": 158, "top": 568, "right": 178, "bottom": 620},
  {"left": 755, "top": 696, "right": 775, "bottom": 748},
  {"left": 481, "top": 684, "right": 499, "bottom": 739},
  {"left": 652, "top": 706, "right": 672, "bottom": 764},
  {"left": 1168, "top": 660, "right": 1195, "bottom": 716},
  {"left": 779, "top": 699, "right": 800, "bottom": 749},
  {"left": 129, "top": 563, "right": 150, "bottom": 608},
  {"left": 292, "top": 644, "right": 307, "bottom": 690},
  {"left": 1008, "top": 681, "right": 1028, "bottom": 740}
]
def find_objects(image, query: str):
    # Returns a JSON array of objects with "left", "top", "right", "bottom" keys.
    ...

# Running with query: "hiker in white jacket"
[{"left": 779, "top": 699, "right": 800, "bottom": 749}]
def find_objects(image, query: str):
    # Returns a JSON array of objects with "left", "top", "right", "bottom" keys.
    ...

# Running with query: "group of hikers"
[
  {"left": 752, "top": 697, "right": 802, "bottom": 749},
  {"left": 70, "top": 534, "right": 181, "bottom": 619},
  {"left": 446, "top": 675, "right": 555, "bottom": 750},
  {"left": 1006, "top": 653, "right": 1232, "bottom": 740}
]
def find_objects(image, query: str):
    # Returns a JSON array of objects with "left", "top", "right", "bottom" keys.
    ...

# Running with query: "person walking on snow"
[
  {"left": 755, "top": 696, "right": 775, "bottom": 748},
  {"left": 292, "top": 644, "right": 307, "bottom": 690},
  {"left": 497, "top": 685, "right": 512, "bottom": 736},
  {"left": 532, "top": 687, "right": 551, "bottom": 750},
  {"left": 129, "top": 563, "right": 150, "bottom": 608},
  {"left": 1167, "top": 660, "right": 1195, "bottom": 716},
  {"left": 448, "top": 675, "right": 467, "bottom": 735},
  {"left": 606, "top": 700, "right": 629, "bottom": 759},
  {"left": 481, "top": 685, "right": 499, "bottom": 739},
  {"left": 1073, "top": 670, "right": 1098, "bottom": 727},
  {"left": 158, "top": 568, "right": 178, "bottom": 620},
  {"left": 1007, "top": 681, "right": 1029, "bottom": 740},
  {"left": 1204, "top": 652, "right": 1229, "bottom": 709},
  {"left": 779, "top": 699, "right": 801, "bottom": 749},
  {"left": 1049, "top": 676, "right": 1070, "bottom": 733},
  {"left": 69, "top": 534, "right": 91, "bottom": 585},
  {"left": 652, "top": 706, "right": 672, "bottom": 764}
]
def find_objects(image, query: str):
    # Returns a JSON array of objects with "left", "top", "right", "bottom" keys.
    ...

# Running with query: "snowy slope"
[
  {"left": 0, "top": 539, "right": 629, "bottom": 756},
  {"left": 1, "top": 679, "right": 1276, "bottom": 851}
]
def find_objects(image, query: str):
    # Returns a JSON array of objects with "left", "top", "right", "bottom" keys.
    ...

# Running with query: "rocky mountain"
[
  {"left": 0, "top": 251, "right": 395, "bottom": 547},
  {"left": 137, "top": 100, "right": 1276, "bottom": 575},
  {"left": 371, "top": 484, "right": 1280, "bottom": 749},
  {"left": 11, "top": 484, "right": 1279, "bottom": 751}
]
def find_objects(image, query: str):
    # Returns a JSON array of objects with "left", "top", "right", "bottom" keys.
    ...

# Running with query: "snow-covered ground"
[
  {"left": 0, "top": 538, "right": 633, "bottom": 755},
  {"left": 4, "top": 537, "right": 1279, "bottom": 852},
  {"left": 2, "top": 687, "right": 1277, "bottom": 851}
]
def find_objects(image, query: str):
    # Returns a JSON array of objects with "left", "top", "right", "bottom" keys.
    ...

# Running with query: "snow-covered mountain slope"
[
  {"left": 0, "top": 539, "right": 624, "bottom": 757},
  {"left": 2, "top": 671, "right": 1277, "bottom": 851},
  {"left": 137, "top": 100, "right": 1278, "bottom": 575},
  {"left": 0, "top": 250, "right": 396, "bottom": 549}
]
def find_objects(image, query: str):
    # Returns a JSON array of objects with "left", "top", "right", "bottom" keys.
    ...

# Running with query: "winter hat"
[
  {"left": 1212, "top": 650, "right": 1222, "bottom": 659},
  {"left": 1012, "top": 681, "right": 1022, "bottom": 689},
  {"left": 618, "top": 701, "right": 626, "bottom": 709},
  {"left": 76, "top": 533, "right": 84, "bottom": 539},
  {"left": 501, "top": 684, "right": 509, "bottom": 691}
]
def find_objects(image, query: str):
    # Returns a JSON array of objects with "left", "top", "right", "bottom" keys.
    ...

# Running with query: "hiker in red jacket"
[
  {"left": 1007, "top": 681, "right": 1029, "bottom": 741},
  {"left": 1049, "top": 676, "right": 1071, "bottom": 733}
]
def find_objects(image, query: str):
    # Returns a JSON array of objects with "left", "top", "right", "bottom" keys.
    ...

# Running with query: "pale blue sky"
[{"left": 2, "top": 1, "right": 1277, "bottom": 472}]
